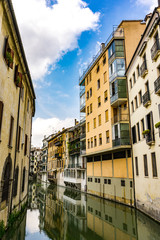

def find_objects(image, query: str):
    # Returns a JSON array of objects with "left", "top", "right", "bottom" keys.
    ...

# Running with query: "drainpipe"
[{"left": 10, "top": 87, "right": 21, "bottom": 214}]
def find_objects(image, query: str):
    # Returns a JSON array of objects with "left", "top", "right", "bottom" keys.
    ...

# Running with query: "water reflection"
[{"left": 4, "top": 182, "right": 160, "bottom": 240}]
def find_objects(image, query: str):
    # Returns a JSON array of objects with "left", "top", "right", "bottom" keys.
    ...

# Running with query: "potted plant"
[
  {"left": 6, "top": 51, "right": 13, "bottom": 66},
  {"left": 155, "top": 122, "right": 160, "bottom": 129},
  {"left": 142, "top": 129, "right": 150, "bottom": 135}
]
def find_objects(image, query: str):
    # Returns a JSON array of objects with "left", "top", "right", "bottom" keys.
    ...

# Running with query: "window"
[
  {"left": 86, "top": 76, "right": 88, "bottom": 85},
  {"left": 104, "top": 179, "right": 107, "bottom": 184},
  {"left": 98, "top": 114, "right": 101, "bottom": 126},
  {"left": 103, "top": 56, "right": 106, "bottom": 65},
  {"left": 93, "top": 118, "right": 96, "bottom": 128},
  {"left": 130, "top": 79, "right": 132, "bottom": 89},
  {"left": 91, "top": 137, "right": 93, "bottom": 148},
  {"left": 108, "top": 179, "right": 111, "bottom": 184},
  {"left": 95, "top": 178, "right": 97, "bottom": 183},
  {"left": 103, "top": 71, "right": 107, "bottom": 83},
  {"left": 0, "top": 101, "right": 4, "bottom": 139},
  {"left": 151, "top": 152, "right": 158, "bottom": 177},
  {"left": 106, "top": 131, "right": 109, "bottom": 143},
  {"left": 98, "top": 96, "right": 101, "bottom": 107},
  {"left": 13, "top": 166, "right": 19, "bottom": 197},
  {"left": 131, "top": 101, "right": 134, "bottom": 113},
  {"left": 20, "top": 85, "right": 24, "bottom": 100},
  {"left": 8, "top": 116, "right": 14, "bottom": 147},
  {"left": 94, "top": 136, "right": 97, "bottom": 147},
  {"left": 98, "top": 178, "right": 100, "bottom": 183},
  {"left": 104, "top": 90, "right": 108, "bottom": 102},
  {"left": 90, "top": 104, "right": 92, "bottom": 114},
  {"left": 105, "top": 110, "right": 109, "bottom": 122},
  {"left": 144, "top": 155, "right": 148, "bottom": 177},
  {"left": 133, "top": 72, "right": 136, "bottom": 84},
  {"left": 137, "top": 65, "right": 140, "bottom": 77},
  {"left": 27, "top": 99, "right": 29, "bottom": 112},
  {"left": 88, "top": 139, "right": 90, "bottom": 149},
  {"left": 135, "top": 96, "right": 138, "bottom": 109},
  {"left": 17, "top": 126, "right": 21, "bottom": 151},
  {"left": 141, "top": 118, "right": 145, "bottom": 138},
  {"left": 137, "top": 122, "right": 140, "bottom": 141},
  {"left": 22, "top": 167, "right": 26, "bottom": 192},
  {"left": 99, "top": 133, "right": 102, "bottom": 145},
  {"left": 97, "top": 65, "right": 100, "bottom": 73},
  {"left": 87, "top": 122, "right": 90, "bottom": 132},
  {"left": 121, "top": 180, "right": 125, "bottom": 187},
  {"left": 138, "top": 90, "right": 142, "bottom": 105},
  {"left": 132, "top": 126, "right": 137, "bottom": 144},
  {"left": 2, "top": 155, "right": 12, "bottom": 202},
  {"left": 24, "top": 134, "right": 28, "bottom": 155},
  {"left": 89, "top": 72, "right": 92, "bottom": 82},
  {"left": 87, "top": 106, "right": 89, "bottom": 116},
  {"left": 135, "top": 157, "right": 139, "bottom": 176},
  {"left": 90, "top": 88, "right": 92, "bottom": 97},
  {"left": 87, "top": 91, "right": 89, "bottom": 100},
  {"left": 97, "top": 79, "right": 100, "bottom": 89}
]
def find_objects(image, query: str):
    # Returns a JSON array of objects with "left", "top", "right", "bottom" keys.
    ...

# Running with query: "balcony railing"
[
  {"left": 145, "top": 132, "right": 155, "bottom": 145},
  {"left": 80, "top": 102, "right": 85, "bottom": 111},
  {"left": 112, "top": 138, "right": 130, "bottom": 147},
  {"left": 151, "top": 39, "right": 160, "bottom": 60},
  {"left": 80, "top": 88, "right": 85, "bottom": 97},
  {"left": 69, "top": 135, "right": 80, "bottom": 142},
  {"left": 79, "top": 27, "right": 124, "bottom": 85},
  {"left": 142, "top": 90, "right": 151, "bottom": 107},
  {"left": 154, "top": 76, "right": 160, "bottom": 94},
  {"left": 80, "top": 132, "right": 86, "bottom": 139},
  {"left": 111, "top": 114, "right": 129, "bottom": 125},
  {"left": 110, "top": 91, "right": 127, "bottom": 105},
  {"left": 67, "top": 164, "right": 84, "bottom": 169},
  {"left": 55, "top": 138, "right": 63, "bottom": 146},
  {"left": 140, "top": 60, "right": 148, "bottom": 78},
  {"left": 69, "top": 147, "right": 80, "bottom": 155}
]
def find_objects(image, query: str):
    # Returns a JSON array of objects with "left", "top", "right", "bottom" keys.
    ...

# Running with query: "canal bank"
[{"left": 3, "top": 182, "right": 160, "bottom": 240}]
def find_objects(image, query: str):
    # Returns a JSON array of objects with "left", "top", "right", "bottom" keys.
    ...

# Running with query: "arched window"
[
  {"left": 13, "top": 166, "right": 19, "bottom": 197},
  {"left": 22, "top": 167, "right": 26, "bottom": 192},
  {"left": 2, "top": 154, "right": 12, "bottom": 203}
]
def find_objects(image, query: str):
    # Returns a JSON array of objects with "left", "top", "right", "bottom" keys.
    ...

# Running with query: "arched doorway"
[{"left": 1, "top": 154, "right": 12, "bottom": 203}]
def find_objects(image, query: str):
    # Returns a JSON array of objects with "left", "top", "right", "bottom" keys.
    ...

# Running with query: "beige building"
[
  {"left": 126, "top": 6, "right": 160, "bottom": 222},
  {"left": 0, "top": 0, "right": 35, "bottom": 226},
  {"left": 79, "top": 21, "right": 145, "bottom": 205}
]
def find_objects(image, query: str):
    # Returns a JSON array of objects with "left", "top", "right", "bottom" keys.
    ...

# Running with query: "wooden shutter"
[{"left": 0, "top": 101, "right": 4, "bottom": 138}]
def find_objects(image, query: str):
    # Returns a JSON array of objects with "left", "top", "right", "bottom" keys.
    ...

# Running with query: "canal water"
[{"left": 3, "top": 182, "right": 160, "bottom": 240}]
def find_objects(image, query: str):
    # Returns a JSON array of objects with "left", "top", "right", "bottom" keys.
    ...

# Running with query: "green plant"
[
  {"left": 155, "top": 122, "right": 160, "bottom": 128},
  {"left": 6, "top": 51, "right": 13, "bottom": 65},
  {"left": 142, "top": 129, "right": 150, "bottom": 135},
  {"left": 0, "top": 220, "right": 5, "bottom": 238}
]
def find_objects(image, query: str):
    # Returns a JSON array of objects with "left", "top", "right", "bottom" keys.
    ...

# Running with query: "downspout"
[{"left": 10, "top": 87, "right": 21, "bottom": 214}]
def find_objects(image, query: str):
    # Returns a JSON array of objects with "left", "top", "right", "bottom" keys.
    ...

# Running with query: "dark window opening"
[{"left": 121, "top": 180, "right": 125, "bottom": 187}]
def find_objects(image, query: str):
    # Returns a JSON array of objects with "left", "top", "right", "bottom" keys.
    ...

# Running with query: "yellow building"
[
  {"left": 79, "top": 21, "right": 145, "bottom": 205},
  {"left": 126, "top": 6, "right": 160, "bottom": 222},
  {"left": 0, "top": 0, "right": 35, "bottom": 226},
  {"left": 47, "top": 128, "right": 69, "bottom": 186}
]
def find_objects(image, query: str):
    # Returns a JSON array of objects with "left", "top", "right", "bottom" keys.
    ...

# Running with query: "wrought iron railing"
[
  {"left": 140, "top": 60, "right": 147, "bottom": 77},
  {"left": 142, "top": 90, "right": 150, "bottom": 106},
  {"left": 154, "top": 76, "right": 160, "bottom": 93},
  {"left": 151, "top": 39, "right": 160, "bottom": 59}
]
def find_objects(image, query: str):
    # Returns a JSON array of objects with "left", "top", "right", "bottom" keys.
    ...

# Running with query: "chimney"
[{"left": 101, "top": 43, "right": 105, "bottom": 51}]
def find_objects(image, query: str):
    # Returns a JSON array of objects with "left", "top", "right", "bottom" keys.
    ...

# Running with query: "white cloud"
[
  {"left": 135, "top": 0, "right": 157, "bottom": 12},
  {"left": 32, "top": 117, "right": 76, "bottom": 147},
  {"left": 12, "top": 0, "right": 100, "bottom": 81},
  {"left": 26, "top": 210, "right": 39, "bottom": 234}
]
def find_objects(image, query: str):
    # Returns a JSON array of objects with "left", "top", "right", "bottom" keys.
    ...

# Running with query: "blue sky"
[{"left": 12, "top": 0, "right": 157, "bottom": 146}]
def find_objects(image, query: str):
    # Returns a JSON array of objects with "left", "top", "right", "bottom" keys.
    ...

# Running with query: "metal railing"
[
  {"left": 69, "top": 135, "right": 80, "bottom": 142},
  {"left": 146, "top": 132, "right": 155, "bottom": 145},
  {"left": 80, "top": 102, "right": 85, "bottom": 111},
  {"left": 79, "top": 27, "right": 124, "bottom": 84},
  {"left": 154, "top": 75, "right": 160, "bottom": 94},
  {"left": 140, "top": 60, "right": 147, "bottom": 77},
  {"left": 80, "top": 132, "right": 86, "bottom": 139},
  {"left": 112, "top": 138, "right": 130, "bottom": 147},
  {"left": 110, "top": 91, "right": 127, "bottom": 104},
  {"left": 151, "top": 39, "right": 160, "bottom": 60},
  {"left": 69, "top": 147, "right": 80, "bottom": 155},
  {"left": 80, "top": 88, "right": 85, "bottom": 97},
  {"left": 142, "top": 90, "right": 150, "bottom": 107},
  {"left": 111, "top": 113, "right": 129, "bottom": 125}
]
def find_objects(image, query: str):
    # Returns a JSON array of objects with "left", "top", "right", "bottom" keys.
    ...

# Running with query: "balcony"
[
  {"left": 55, "top": 149, "right": 62, "bottom": 158},
  {"left": 151, "top": 39, "right": 160, "bottom": 60},
  {"left": 145, "top": 132, "right": 155, "bottom": 146},
  {"left": 142, "top": 90, "right": 151, "bottom": 107},
  {"left": 80, "top": 102, "right": 85, "bottom": 112},
  {"left": 112, "top": 113, "right": 129, "bottom": 125},
  {"left": 69, "top": 147, "right": 80, "bottom": 155},
  {"left": 68, "top": 164, "right": 84, "bottom": 169},
  {"left": 140, "top": 61, "right": 148, "bottom": 78},
  {"left": 80, "top": 132, "right": 86, "bottom": 139},
  {"left": 110, "top": 91, "right": 127, "bottom": 106},
  {"left": 112, "top": 138, "right": 130, "bottom": 147},
  {"left": 80, "top": 88, "right": 85, "bottom": 97},
  {"left": 154, "top": 76, "right": 160, "bottom": 94},
  {"left": 69, "top": 135, "right": 80, "bottom": 143},
  {"left": 55, "top": 138, "right": 63, "bottom": 146}
]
